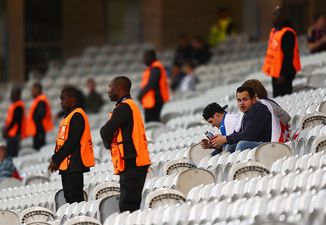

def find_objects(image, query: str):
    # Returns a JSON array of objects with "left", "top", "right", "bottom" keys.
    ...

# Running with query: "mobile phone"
[{"left": 205, "top": 131, "right": 215, "bottom": 140}]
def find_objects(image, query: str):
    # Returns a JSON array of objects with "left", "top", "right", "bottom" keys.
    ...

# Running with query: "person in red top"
[
  {"left": 138, "top": 50, "right": 170, "bottom": 122},
  {"left": 27, "top": 82, "right": 54, "bottom": 150},
  {"left": 2, "top": 87, "right": 27, "bottom": 157}
]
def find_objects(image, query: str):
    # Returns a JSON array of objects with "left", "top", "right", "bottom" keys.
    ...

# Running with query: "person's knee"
[{"left": 235, "top": 141, "right": 250, "bottom": 151}]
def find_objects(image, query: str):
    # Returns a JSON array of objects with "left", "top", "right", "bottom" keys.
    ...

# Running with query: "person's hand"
[
  {"left": 210, "top": 135, "right": 227, "bottom": 148},
  {"left": 2, "top": 127, "right": 8, "bottom": 139},
  {"left": 201, "top": 139, "right": 212, "bottom": 149},
  {"left": 48, "top": 159, "right": 59, "bottom": 173},
  {"left": 277, "top": 76, "right": 285, "bottom": 85}
]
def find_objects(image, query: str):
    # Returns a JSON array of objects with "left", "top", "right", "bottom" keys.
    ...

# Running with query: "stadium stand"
[{"left": 0, "top": 35, "right": 326, "bottom": 225}]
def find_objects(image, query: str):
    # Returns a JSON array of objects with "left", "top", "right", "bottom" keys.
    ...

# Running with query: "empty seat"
[
  {"left": 0, "top": 210, "right": 20, "bottom": 225},
  {"left": 162, "top": 159, "right": 196, "bottom": 175},
  {"left": 144, "top": 188, "right": 186, "bottom": 209},
  {"left": 92, "top": 182, "right": 120, "bottom": 200},
  {"left": 187, "top": 143, "right": 215, "bottom": 165},
  {"left": 254, "top": 142, "right": 292, "bottom": 169},
  {"left": 24, "top": 174, "right": 50, "bottom": 186},
  {"left": 229, "top": 161, "right": 270, "bottom": 181},
  {"left": 174, "top": 168, "right": 215, "bottom": 196},
  {"left": 63, "top": 216, "right": 101, "bottom": 225},
  {"left": 20, "top": 206, "right": 54, "bottom": 225},
  {"left": 98, "top": 195, "right": 120, "bottom": 224},
  {"left": 312, "top": 135, "right": 326, "bottom": 153},
  {"left": 300, "top": 112, "right": 326, "bottom": 130}
]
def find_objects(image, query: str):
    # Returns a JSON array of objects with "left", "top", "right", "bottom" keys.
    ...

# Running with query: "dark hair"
[
  {"left": 61, "top": 87, "right": 83, "bottom": 105},
  {"left": 114, "top": 76, "right": 132, "bottom": 93},
  {"left": 33, "top": 82, "right": 42, "bottom": 92},
  {"left": 183, "top": 60, "right": 195, "bottom": 69},
  {"left": 144, "top": 49, "right": 157, "bottom": 61},
  {"left": 236, "top": 86, "right": 256, "bottom": 99},
  {"left": 242, "top": 79, "right": 268, "bottom": 99},
  {"left": 313, "top": 12, "right": 325, "bottom": 22}
]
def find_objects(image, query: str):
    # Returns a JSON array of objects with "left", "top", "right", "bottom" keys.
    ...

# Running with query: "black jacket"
[
  {"left": 226, "top": 102, "right": 272, "bottom": 144},
  {"left": 100, "top": 95, "right": 137, "bottom": 160}
]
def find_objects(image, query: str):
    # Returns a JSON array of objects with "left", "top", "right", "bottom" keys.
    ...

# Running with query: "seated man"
[
  {"left": 0, "top": 143, "right": 18, "bottom": 178},
  {"left": 201, "top": 103, "right": 242, "bottom": 156},
  {"left": 210, "top": 86, "right": 272, "bottom": 152}
]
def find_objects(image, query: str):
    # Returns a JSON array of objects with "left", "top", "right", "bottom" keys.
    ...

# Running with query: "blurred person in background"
[
  {"left": 179, "top": 60, "right": 198, "bottom": 92},
  {"left": 48, "top": 87, "right": 95, "bottom": 204},
  {"left": 0, "top": 143, "right": 19, "bottom": 179},
  {"left": 262, "top": 6, "right": 301, "bottom": 97},
  {"left": 191, "top": 36, "right": 212, "bottom": 66},
  {"left": 26, "top": 82, "right": 54, "bottom": 150},
  {"left": 2, "top": 87, "right": 27, "bottom": 157},
  {"left": 173, "top": 34, "right": 193, "bottom": 65},
  {"left": 138, "top": 50, "right": 170, "bottom": 122},
  {"left": 170, "top": 62, "right": 186, "bottom": 92},
  {"left": 209, "top": 7, "right": 235, "bottom": 47},
  {"left": 307, "top": 12, "right": 326, "bottom": 53},
  {"left": 85, "top": 78, "right": 104, "bottom": 114}
]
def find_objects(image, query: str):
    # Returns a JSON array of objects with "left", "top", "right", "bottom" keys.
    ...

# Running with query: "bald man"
[{"left": 100, "top": 76, "right": 150, "bottom": 212}]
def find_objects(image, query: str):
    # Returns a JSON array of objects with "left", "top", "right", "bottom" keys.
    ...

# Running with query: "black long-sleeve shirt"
[
  {"left": 100, "top": 95, "right": 137, "bottom": 160},
  {"left": 280, "top": 30, "right": 296, "bottom": 81},
  {"left": 226, "top": 102, "right": 271, "bottom": 144},
  {"left": 52, "top": 107, "right": 89, "bottom": 174},
  {"left": 137, "top": 67, "right": 163, "bottom": 105},
  {"left": 5, "top": 106, "right": 23, "bottom": 137},
  {"left": 33, "top": 101, "right": 46, "bottom": 134}
]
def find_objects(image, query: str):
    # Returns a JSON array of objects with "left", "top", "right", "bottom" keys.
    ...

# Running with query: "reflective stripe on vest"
[
  {"left": 26, "top": 94, "right": 54, "bottom": 136},
  {"left": 5, "top": 100, "right": 27, "bottom": 138},
  {"left": 110, "top": 98, "right": 151, "bottom": 174},
  {"left": 262, "top": 27, "right": 301, "bottom": 78},
  {"left": 140, "top": 60, "right": 170, "bottom": 109},
  {"left": 55, "top": 108, "right": 95, "bottom": 171}
]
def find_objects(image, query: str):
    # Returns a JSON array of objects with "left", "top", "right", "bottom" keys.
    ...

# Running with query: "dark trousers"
[
  {"left": 272, "top": 77, "right": 293, "bottom": 98},
  {"left": 119, "top": 159, "right": 148, "bottom": 212},
  {"left": 144, "top": 103, "right": 163, "bottom": 123},
  {"left": 61, "top": 172, "right": 84, "bottom": 204},
  {"left": 33, "top": 132, "right": 46, "bottom": 150},
  {"left": 6, "top": 136, "right": 20, "bottom": 157}
]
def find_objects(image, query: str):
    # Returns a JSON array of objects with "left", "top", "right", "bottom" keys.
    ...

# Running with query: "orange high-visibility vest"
[
  {"left": 5, "top": 100, "right": 27, "bottom": 138},
  {"left": 262, "top": 27, "right": 301, "bottom": 78},
  {"left": 140, "top": 60, "right": 170, "bottom": 109},
  {"left": 110, "top": 98, "right": 151, "bottom": 174},
  {"left": 55, "top": 108, "right": 95, "bottom": 171},
  {"left": 26, "top": 94, "right": 54, "bottom": 136}
]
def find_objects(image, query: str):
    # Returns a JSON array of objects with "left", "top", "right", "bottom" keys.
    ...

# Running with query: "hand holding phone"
[{"left": 205, "top": 131, "right": 215, "bottom": 140}]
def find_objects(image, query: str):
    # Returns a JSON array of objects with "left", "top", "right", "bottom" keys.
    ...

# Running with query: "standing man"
[
  {"left": 85, "top": 78, "right": 104, "bottom": 113},
  {"left": 27, "top": 82, "right": 54, "bottom": 150},
  {"left": 48, "top": 87, "right": 95, "bottom": 204},
  {"left": 201, "top": 103, "right": 242, "bottom": 156},
  {"left": 3, "top": 87, "right": 27, "bottom": 157},
  {"left": 262, "top": 6, "right": 301, "bottom": 97},
  {"left": 138, "top": 50, "right": 169, "bottom": 122},
  {"left": 210, "top": 86, "right": 271, "bottom": 152},
  {"left": 101, "top": 76, "right": 150, "bottom": 212}
]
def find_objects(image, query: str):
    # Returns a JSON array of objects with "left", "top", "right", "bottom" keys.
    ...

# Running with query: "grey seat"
[{"left": 0, "top": 210, "right": 20, "bottom": 225}]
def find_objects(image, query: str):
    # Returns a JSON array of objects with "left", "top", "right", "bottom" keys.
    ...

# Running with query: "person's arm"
[
  {"left": 33, "top": 101, "right": 46, "bottom": 132},
  {"left": 137, "top": 67, "right": 161, "bottom": 100},
  {"left": 6, "top": 107, "right": 23, "bottom": 132},
  {"left": 226, "top": 106, "right": 270, "bottom": 144},
  {"left": 100, "top": 103, "right": 131, "bottom": 149},
  {"left": 280, "top": 31, "right": 295, "bottom": 81},
  {"left": 51, "top": 113, "right": 85, "bottom": 165}
]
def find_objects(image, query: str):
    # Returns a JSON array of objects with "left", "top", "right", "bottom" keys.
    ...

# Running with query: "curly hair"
[{"left": 242, "top": 79, "right": 268, "bottom": 99}]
